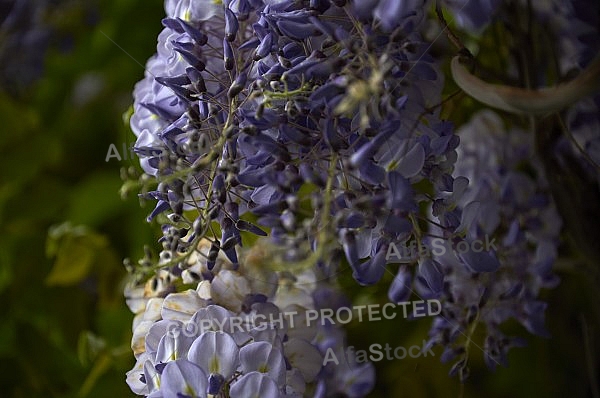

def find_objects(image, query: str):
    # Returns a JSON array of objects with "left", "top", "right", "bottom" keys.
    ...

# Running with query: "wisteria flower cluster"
[
  {"left": 124, "top": 0, "right": 599, "bottom": 395},
  {"left": 125, "top": 239, "right": 374, "bottom": 397},
  {"left": 425, "top": 109, "right": 562, "bottom": 378},
  {"left": 0, "top": 0, "right": 98, "bottom": 98},
  {"left": 0, "top": 0, "right": 53, "bottom": 96},
  {"left": 129, "top": 0, "right": 456, "bottom": 283}
]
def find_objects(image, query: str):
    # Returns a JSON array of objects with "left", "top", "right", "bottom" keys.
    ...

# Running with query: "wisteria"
[
  {"left": 0, "top": 0, "right": 98, "bottom": 98},
  {"left": 125, "top": 239, "right": 374, "bottom": 397},
  {"left": 424, "top": 109, "right": 562, "bottom": 378},
  {"left": 123, "top": 0, "right": 600, "bottom": 396},
  {"left": 0, "top": 0, "right": 53, "bottom": 96}
]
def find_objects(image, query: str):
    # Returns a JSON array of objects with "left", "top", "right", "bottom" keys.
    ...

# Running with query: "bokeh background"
[{"left": 0, "top": 0, "right": 597, "bottom": 397}]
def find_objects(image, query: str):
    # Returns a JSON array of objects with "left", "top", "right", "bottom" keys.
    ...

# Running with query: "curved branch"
[{"left": 451, "top": 54, "right": 600, "bottom": 115}]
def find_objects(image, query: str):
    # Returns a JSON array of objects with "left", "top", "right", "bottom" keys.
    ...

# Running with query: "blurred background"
[
  {"left": 0, "top": 0, "right": 597, "bottom": 397},
  {"left": 0, "top": 0, "right": 163, "bottom": 396}
]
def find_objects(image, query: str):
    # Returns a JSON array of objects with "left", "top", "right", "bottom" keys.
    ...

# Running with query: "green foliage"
[
  {"left": 0, "top": 0, "right": 163, "bottom": 396},
  {"left": 46, "top": 223, "right": 107, "bottom": 286}
]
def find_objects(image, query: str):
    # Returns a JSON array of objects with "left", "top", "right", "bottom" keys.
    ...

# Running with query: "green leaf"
[
  {"left": 46, "top": 222, "right": 89, "bottom": 257},
  {"left": 78, "top": 331, "right": 107, "bottom": 366},
  {"left": 46, "top": 235, "right": 96, "bottom": 286},
  {"left": 46, "top": 223, "right": 109, "bottom": 286}
]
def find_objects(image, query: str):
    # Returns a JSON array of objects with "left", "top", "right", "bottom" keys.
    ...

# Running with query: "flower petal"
[
  {"left": 160, "top": 359, "right": 207, "bottom": 398},
  {"left": 229, "top": 371, "right": 280, "bottom": 398},
  {"left": 188, "top": 331, "right": 240, "bottom": 378},
  {"left": 240, "top": 341, "right": 286, "bottom": 386}
]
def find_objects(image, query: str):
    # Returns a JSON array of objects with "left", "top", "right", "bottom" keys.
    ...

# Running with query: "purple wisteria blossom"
[
  {"left": 125, "top": 0, "right": 599, "bottom": 391},
  {"left": 125, "top": 239, "right": 373, "bottom": 396},
  {"left": 127, "top": 0, "right": 466, "bottom": 307},
  {"left": 420, "top": 110, "right": 562, "bottom": 378}
]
